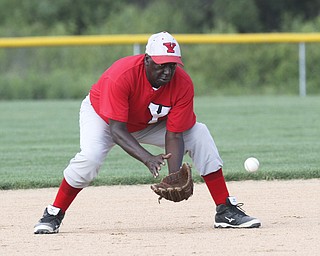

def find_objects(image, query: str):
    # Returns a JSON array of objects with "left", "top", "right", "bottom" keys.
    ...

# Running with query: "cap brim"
[{"left": 151, "top": 56, "right": 184, "bottom": 66}]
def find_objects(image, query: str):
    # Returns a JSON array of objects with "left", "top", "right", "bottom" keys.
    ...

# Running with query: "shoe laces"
[
  {"left": 230, "top": 202, "right": 248, "bottom": 216},
  {"left": 235, "top": 203, "right": 245, "bottom": 211},
  {"left": 42, "top": 209, "right": 64, "bottom": 223}
]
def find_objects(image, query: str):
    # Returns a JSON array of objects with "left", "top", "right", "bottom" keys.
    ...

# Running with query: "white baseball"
[{"left": 244, "top": 157, "right": 259, "bottom": 172}]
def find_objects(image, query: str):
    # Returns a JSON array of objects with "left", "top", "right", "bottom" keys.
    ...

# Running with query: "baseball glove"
[{"left": 150, "top": 163, "right": 193, "bottom": 203}]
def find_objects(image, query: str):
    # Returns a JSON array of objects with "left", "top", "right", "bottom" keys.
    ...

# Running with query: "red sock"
[
  {"left": 202, "top": 168, "right": 229, "bottom": 205},
  {"left": 52, "top": 178, "right": 82, "bottom": 213}
]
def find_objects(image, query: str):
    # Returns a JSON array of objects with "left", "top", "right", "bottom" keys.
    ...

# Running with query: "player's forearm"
[
  {"left": 109, "top": 119, "right": 152, "bottom": 163},
  {"left": 165, "top": 131, "right": 184, "bottom": 173},
  {"left": 113, "top": 129, "right": 152, "bottom": 163}
]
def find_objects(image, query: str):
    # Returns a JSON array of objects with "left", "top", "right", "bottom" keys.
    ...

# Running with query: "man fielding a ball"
[{"left": 34, "top": 31, "right": 261, "bottom": 234}]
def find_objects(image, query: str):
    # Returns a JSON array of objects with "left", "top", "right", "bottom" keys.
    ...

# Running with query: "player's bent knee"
[
  {"left": 190, "top": 123, "right": 212, "bottom": 143},
  {"left": 64, "top": 152, "right": 103, "bottom": 188}
]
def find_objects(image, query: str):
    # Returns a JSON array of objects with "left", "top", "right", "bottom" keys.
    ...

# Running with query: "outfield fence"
[{"left": 1, "top": 33, "right": 320, "bottom": 97}]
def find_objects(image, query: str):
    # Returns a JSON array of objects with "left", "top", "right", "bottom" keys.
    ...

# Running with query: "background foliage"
[
  {"left": 0, "top": 1, "right": 319, "bottom": 189},
  {"left": 1, "top": 0, "right": 320, "bottom": 99}
]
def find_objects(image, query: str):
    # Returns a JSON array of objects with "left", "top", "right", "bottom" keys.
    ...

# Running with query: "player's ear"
[{"left": 144, "top": 54, "right": 152, "bottom": 66}]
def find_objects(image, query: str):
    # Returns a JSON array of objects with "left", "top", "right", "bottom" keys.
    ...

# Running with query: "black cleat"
[
  {"left": 34, "top": 205, "right": 65, "bottom": 234},
  {"left": 214, "top": 197, "right": 261, "bottom": 228}
]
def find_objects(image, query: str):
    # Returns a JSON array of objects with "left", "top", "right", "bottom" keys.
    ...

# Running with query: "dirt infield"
[{"left": 1, "top": 179, "right": 319, "bottom": 256}]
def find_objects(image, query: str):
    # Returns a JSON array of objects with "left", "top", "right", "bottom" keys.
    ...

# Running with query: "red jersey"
[{"left": 90, "top": 54, "right": 196, "bottom": 133}]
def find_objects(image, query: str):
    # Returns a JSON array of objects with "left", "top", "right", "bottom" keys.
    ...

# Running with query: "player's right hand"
[{"left": 145, "top": 153, "right": 171, "bottom": 178}]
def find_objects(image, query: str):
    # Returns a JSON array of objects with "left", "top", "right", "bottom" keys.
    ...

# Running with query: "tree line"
[{"left": 1, "top": 0, "right": 320, "bottom": 36}]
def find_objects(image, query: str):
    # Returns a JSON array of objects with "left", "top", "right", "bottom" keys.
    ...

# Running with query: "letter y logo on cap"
[{"left": 163, "top": 42, "right": 176, "bottom": 53}]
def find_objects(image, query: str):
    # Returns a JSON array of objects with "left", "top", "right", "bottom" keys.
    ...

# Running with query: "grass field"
[{"left": 0, "top": 96, "right": 319, "bottom": 189}]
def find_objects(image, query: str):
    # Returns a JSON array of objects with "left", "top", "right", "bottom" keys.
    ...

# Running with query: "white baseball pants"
[{"left": 64, "top": 95, "right": 223, "bottom": 188}]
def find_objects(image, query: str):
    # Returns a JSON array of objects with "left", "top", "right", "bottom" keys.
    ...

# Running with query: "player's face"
[{"left": 145, "top": 55, "right": 177, "bottom": 88}]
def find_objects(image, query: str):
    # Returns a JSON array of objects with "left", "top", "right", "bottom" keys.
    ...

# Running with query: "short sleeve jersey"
[{"left": 89, "top": 54, "right": 196, "bottom": 133}]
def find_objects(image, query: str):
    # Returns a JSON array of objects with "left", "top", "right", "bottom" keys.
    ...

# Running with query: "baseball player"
[{"left": 34, "top": 31, "right": 261, "bottom": 234}]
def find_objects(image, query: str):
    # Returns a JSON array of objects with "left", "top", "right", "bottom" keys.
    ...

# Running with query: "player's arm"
[
  {"left": 109, "top": 119, "right": 171, "bottom": 178},
  {"left": 165, "top": 130, "right": 184, "bottom": 174}
]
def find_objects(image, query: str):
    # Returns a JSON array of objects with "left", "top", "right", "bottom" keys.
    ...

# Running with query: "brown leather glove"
[{"left": 150, "top": 163, "right": 193, "bottom": 203}]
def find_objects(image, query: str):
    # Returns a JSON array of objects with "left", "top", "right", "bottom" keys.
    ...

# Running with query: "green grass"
[{"left": 0, "top": 96, "right": 319, "bottom": 190}]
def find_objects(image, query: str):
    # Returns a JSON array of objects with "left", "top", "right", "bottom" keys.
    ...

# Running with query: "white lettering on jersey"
[{"left": 148, "top": 102, "right": 171, "bottom": 124}]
